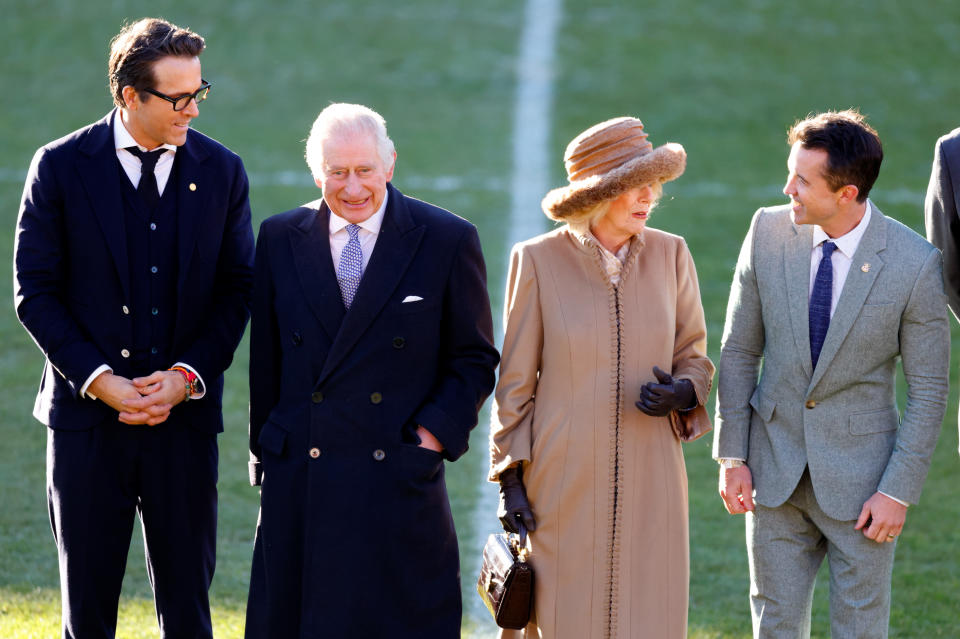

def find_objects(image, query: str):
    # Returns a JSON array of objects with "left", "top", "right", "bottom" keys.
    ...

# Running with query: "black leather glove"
[
  {"left": 635, "top": 366, "right": 696, "bottom": 417},
  {"left": 497, "top": 465, "right": 536, "bottom": 534}
]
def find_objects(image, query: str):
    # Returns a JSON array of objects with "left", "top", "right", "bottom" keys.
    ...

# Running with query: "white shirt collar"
[
  {"left": 113, "top": 110, "right": 178, "bottom": 154},
  {"left": 812, "top": 200, "right": 873, "bottom": 258},
  {"left": 327, "top": 189, "right": 389, "bottom": 236}
]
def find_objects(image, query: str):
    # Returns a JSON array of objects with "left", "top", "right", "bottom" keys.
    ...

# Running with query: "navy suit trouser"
[{"left": 47, "top": 419, "right": 218, "bottom": 639}]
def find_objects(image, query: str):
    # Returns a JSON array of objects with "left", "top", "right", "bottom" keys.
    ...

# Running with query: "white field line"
[{"left": 508, "top": 0, "right": 562, "bottom": 252}]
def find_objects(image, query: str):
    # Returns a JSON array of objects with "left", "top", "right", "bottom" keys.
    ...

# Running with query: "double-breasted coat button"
[
  {"left": 392, "top": 336, "right": 405, "bottom": 349},
  {"left": 292, "top": 331, "right": 302, "bottom": 346},
  {"left": 122, "top": 305, "right": 130, "bottom": 315},
  {"left": 309, "top": 447, "right": 321, "bottom": 459},
  {"left": 805, "top": 400, "right": 816, "bottom": 409},
  {"left": 120, "top": 349, "right": 131, "bottom": 358},
  {"left": 370, "top": 392, "right": 382, "bottom": 404},
  {"left": 372, "top": 449, "right": 386, "bottom": 461},
  {"left": 311, "top": 391, "right": 324, "bottom": 403}
]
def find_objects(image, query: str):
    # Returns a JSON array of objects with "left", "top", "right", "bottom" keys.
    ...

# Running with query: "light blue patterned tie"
[
  {"left": 337, "top": 223, "right": 363, "bottom": 309},
  {"left": 809, "top": 240, "right": 836, "bottom": 369}
]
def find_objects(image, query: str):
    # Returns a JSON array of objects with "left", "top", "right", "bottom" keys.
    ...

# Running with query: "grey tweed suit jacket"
[{"left": 713, "top": 203, "right": 949, "bottom": 521}]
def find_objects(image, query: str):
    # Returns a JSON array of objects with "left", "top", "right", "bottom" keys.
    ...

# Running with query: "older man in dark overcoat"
[{"left": 245, "top": 103, "right": 499, "bottom": 638}]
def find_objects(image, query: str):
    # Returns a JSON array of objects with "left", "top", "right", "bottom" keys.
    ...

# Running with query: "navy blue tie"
[
  {"left": 809, "top": 240, "right": 837, "bottom": 369},
  {"left": 126, "top": 146, "right": 165, "bottom": 211}
]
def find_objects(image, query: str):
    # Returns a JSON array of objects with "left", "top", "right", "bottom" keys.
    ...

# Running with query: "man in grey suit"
[
  {"left": 925, "top": 126, "right": 960, "bottom": 449},
  {"left": 714, "top": 110, "right": 949, "bottom": 639}
]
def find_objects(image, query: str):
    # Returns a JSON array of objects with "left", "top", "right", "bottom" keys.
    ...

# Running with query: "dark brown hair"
[
  {"left": 787, "top": 109, "right": 883, "bottom": 203},
  {"left": 108, "top": 18, "right": 205, "bottom": 108}
]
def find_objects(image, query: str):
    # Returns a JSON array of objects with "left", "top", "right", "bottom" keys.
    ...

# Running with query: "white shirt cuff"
[
  {"left": 80, "top": 364, "right": 112, "bottom": 400},
  {"left": 879, "top": 490, "right": 909, "bottom": 507},
  {"left": 173, "top": 362, "right": 206, "bottom": 399}
]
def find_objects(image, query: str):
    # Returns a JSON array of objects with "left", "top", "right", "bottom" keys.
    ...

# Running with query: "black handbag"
[{"left": 477, "top": 521, "right": 534, "bottom": 629}]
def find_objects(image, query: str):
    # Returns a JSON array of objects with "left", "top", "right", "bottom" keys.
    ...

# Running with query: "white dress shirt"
[
  {"left": 808, "top": 201, "right": 873, "bottom": 316},
  {"left": 327, "top": 190, "right": 389, "bottom": 275},
  {"left": 80, "top": 113, "right": 204, "bottom": 400}
]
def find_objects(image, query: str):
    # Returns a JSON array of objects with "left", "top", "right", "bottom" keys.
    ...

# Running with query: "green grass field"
[{"left": 2, "top": 1, "right": 960, "bottom": 637}]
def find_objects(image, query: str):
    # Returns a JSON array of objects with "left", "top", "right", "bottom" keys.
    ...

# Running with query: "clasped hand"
[
  {"left": 635, "top": 366, "right": 695, "bottom": 417},
  {"left": 89, "top": 370, "right": 188, "bottom": 426}
]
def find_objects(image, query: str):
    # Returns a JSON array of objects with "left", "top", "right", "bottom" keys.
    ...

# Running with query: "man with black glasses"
[{"left": 14, "top": 17, "right": 254, "bottom": 638}]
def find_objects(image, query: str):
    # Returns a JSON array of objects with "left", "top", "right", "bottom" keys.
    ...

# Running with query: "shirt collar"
[
  {"left": 327, "top": 189, "right": 389, "bottom": 236},
  {"left": 113, "top": 111, "right": 178, "bottom": 155},
  {"left": 812, "top": 200, "right": 873, "bottom": 259}
]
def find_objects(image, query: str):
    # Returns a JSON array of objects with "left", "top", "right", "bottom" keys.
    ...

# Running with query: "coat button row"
[
  {"left": 805, "top": 400, "right": 816, "bottom": 409},
  {"left": 309, "top": 447, "right": 321, "bottom": 458},
  {"left": 311, "top": 391, "right": 324, "bottom": 403}
]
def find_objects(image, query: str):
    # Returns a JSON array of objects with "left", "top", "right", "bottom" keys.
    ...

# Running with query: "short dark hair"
[
  {"left": 787, "top": 109, "right": 883, "bottom": 203},
  {"left": 108, "top": 18, "right": 205, "bottom": 108}
]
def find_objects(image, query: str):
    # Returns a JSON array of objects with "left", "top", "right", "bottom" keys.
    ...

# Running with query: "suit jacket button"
[
  {"left": 121, "top": 349, "right": 131, "bottom": 358},
  {"left": 311, "top": 391, "right": 324, "bottom": 403},
  {"left": 393, "top": 336, "right": 405, "bottom": 349},
  {"left": 122, "top": 305, "right": 130, "bottom": 315},
  {"left": 309, "top": 447, "right": 321, "bottom": 459},
  {"left": 373, "top": 449, "right": 386, "bottom": 461},
  {"left": 370, "top": 392, "right": 382, "bottom": 404},
  {"left": 805, "top": 400, "right": 816, "bottom": 409}
]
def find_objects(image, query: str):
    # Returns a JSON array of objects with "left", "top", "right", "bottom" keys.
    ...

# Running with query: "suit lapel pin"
[
  {"left": 861, "top": 263, "right": 870, "bottom": 273},
  {"left": 189, "top": 183, "right": 197, "bottom": 191}
]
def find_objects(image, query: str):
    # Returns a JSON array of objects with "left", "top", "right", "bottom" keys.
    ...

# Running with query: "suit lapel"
[
  {"left": 319, "top": 184, "right": 425, "bottom": 383},
  {"left": 808, "top": 206, "right": 886, "bottom": 391},
  {"left": 77, "top": 110, "right": 130, "bottom": 301},
  {"left": 784, "top": 222, "right": 814, "bottom": 379},
  {"left": 290, "top": 200, "right": 345, "bottom": 341},
  {"left": 175, "top": 132, "right": 211, "bottom": 295}
]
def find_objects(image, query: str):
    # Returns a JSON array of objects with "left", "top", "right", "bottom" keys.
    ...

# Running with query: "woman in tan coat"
[{"left": 490, "top": 117, "right": 714, "bottom": 639}]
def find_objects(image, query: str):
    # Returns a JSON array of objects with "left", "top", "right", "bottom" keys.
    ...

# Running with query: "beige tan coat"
[{"left": 490, "top": 226, "right": 714, "bottom": 639}]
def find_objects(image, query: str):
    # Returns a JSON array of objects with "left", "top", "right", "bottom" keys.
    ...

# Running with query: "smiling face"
[
  {"left": 121, "top": 55, "right": 202, "bottom": 149},
  {"left": 589, "top": 183, "right": 661, "bottom": 253},
  {"left": 783, "top": 142, "right": 847, "bottom": 230},
  {"left": 316, "top": 132, "right": 396, "bottom": 223}
]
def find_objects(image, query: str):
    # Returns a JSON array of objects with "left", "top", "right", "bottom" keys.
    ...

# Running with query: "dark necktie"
[
  {"left": 337, "top": 224, "right": 363, "bottom": 309},
  {"left": 809, "top": 240, "right": 837, "bottom": 369},
  {"left": 126, "top": 147, "right": 165, "bottom": 211}
]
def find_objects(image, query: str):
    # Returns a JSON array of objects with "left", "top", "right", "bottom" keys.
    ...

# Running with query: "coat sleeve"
[
  {"left": 174, "top": 154, "right": 255, "bottom": 384},
  {"left": 248, "top": 223, "right": 282, "bottom": 486},
  {"left": 668, "top": 238, "right": 715, "bottom": 442},
  {"left": 14, "top": 147, "right": 107, "bottom": 394},
  {"left": 924, "top": 133, "right": 960, "bottom": 320},
  {"left": 410, "top": 225, "right": 499, "bottom": 462},
  {"left": 488, "top": 243, "right": 542, "bottom": 480},
  {"left": 877, "top": 248, "right": 950, "bottom": 501},
  {"left": 713, "top": 209, "right": 766, "bottom": 460}
]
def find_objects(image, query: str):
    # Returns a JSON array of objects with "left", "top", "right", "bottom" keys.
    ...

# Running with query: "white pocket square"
[{"left": 402, "top": 295, "right": 424, "bottom": 303}]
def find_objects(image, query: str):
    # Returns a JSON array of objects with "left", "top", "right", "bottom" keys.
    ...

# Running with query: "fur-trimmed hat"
[{"left": 541, "top": 116, "right": 686, "bottom": 221}]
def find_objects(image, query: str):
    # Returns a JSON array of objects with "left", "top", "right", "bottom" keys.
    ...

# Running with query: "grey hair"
[{"left": 305, "top": 103, "right": 396, "bottom": 179}]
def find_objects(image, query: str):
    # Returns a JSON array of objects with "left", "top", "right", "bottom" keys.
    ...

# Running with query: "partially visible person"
[
  {"left": 245, "top": 103, "right": 499, "bottom": 638},
  {"left": 13, "top": 17, "right": 254, "bottom": 639},
  {"left": 924, "top": 126, "right": 960, "bottom": 452},
  {"left": 715, "top": 110, "right": 949, "bottom": 638},
  {"left": 490, "top": 116, "right": 714, "bottom": 639}
]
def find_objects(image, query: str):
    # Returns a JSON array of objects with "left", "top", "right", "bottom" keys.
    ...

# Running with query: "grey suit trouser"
[{"left": 746, "top": 470, "right": 897, "bottom": 639}]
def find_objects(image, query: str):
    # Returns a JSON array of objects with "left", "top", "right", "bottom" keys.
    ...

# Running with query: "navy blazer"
[{"left": 14, "top": 110, "right": 255, "bottom": 433}]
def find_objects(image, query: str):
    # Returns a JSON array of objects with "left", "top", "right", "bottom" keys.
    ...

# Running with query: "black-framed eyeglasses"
[{"left": 142, "top": 80, "right": 212, "bottom": 111}]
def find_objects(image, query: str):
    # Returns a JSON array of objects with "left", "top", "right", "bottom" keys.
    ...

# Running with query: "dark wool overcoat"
[{"left": 246, "top": 183, "right": 498, "bottom": 638}]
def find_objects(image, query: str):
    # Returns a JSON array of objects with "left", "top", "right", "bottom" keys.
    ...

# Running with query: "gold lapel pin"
[
  {"left": 861, "top": 263, "right": 870, "bottom": 273},
  {"left": 189, "top": 183, "right": 197, "bottom": 191}
]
